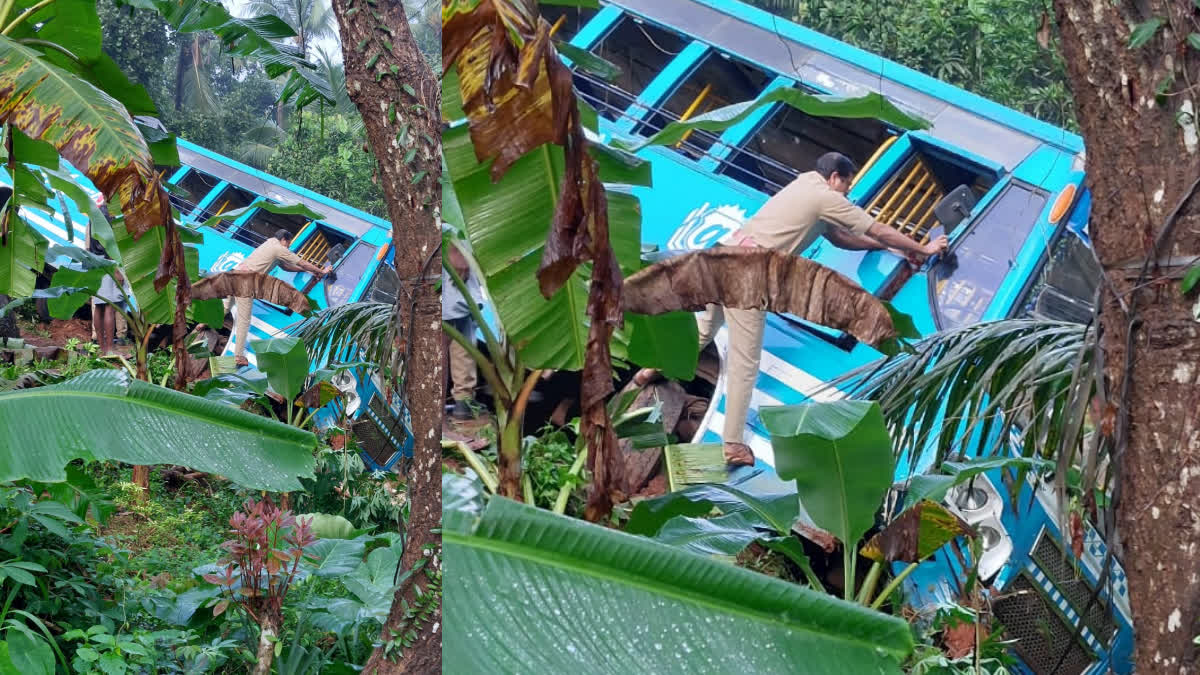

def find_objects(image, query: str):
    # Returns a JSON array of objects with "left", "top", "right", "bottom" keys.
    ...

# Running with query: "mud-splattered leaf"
[
  {"left": 0, "top": 37, "right": 169, "bottom": 238},
  {"left": 296, "top": 381, "right": 340, "bottom": 408},
  {"left": 860, "top": 500, "right": 974, "bottom": 563},
  {"left": 190, "top": 270, "right": 310, "bottom": 313},
  {"left": 622, "top": 248, "right": 898, "bottom": 348}
]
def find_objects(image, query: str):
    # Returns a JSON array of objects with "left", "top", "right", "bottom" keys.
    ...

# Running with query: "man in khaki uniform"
[
  {"left": 225, "top": 228, "right": 332, "bottom": 366},
  {"left": 637, "top": 152, "right": 949, "bottom": 466},
  {"left": 443, "top": 237, "right": 484, "bottom": 420}
]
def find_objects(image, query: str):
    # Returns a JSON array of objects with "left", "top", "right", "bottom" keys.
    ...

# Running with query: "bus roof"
[
  {"left": 175, "top": 138, "right": 392, "bottom": 238},
  {"left": 603, "top": 0, "right": 1083, "bottom": 169}
]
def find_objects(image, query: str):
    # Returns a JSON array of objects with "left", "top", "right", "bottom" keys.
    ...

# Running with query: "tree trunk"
[
  {"left": 252, "top": 611, "right": 280, "bottom": 675},
  {"left": 1055, "top": 2, "right": 1200, "bottom": 670},
  {"left": 331, "top": 0, "right": 442, "bottom": 672}
]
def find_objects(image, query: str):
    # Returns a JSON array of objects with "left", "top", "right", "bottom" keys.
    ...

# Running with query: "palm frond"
[
  {"left": 826, "top": 319, "right": 1095, "bottom": 475},
  {"left": 291, "top": 301, "right": 399, "bottom": 383}
]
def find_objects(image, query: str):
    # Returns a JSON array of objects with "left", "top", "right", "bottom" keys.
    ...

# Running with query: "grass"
[{"left": 91, "top": 464, "right": 248, "bottom": 583}]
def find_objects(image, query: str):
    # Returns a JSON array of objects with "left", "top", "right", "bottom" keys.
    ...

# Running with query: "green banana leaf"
[
  {"left": 759, "top": 400, "right": 894, "bottom": 600},
  {"left": 196, "top": 198, "right": 325, "bottom": 231},
  {"left": 250, "top": 336, "right": 309, "bottom": 403},
  {"left": 111, "top": 215, "right": 198, "bottom": 326},
  {"left": 444, "top": 117, "right": 697, "bottom": 376},
  {"left": 0, "top": 208, "right": 47, "bottom": 298},
  {"left": 616, "top": 88, "right": 931, "bottom": 153},
  {"left": 0, "top": 370, "right": 316, "bottom": 491},
  {"left": 444, "top": 479, "right": 912, "bottom": 673}
]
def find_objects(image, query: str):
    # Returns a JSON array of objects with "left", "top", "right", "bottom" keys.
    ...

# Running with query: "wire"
[{"left": 636, "top": 22, "right": 680, "bottom": 57}]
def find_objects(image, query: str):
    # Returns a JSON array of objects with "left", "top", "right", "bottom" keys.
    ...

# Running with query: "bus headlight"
[{"left": 947, "top": 476, "right": 1012, "bottom": 581}]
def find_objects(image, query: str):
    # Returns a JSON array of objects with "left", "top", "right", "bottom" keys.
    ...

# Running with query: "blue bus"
[
  {"left": 3, "top": 138, "right": 413, "bottom": 473},
  {"left": 542, "top": 1, "right": 1129, "bottom": 672}
]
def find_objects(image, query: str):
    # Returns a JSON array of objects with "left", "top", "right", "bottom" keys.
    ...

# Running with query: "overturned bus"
[
  {"left": 540, "top": 0, "right": 1132, "bottom": 671},
  {"left": 4, "top": 138, "right": 411, "bottom": 473}
]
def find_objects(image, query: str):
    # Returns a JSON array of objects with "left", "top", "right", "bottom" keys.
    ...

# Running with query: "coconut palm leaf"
[
  {"left": 827, "top": 319, "right": 1095, "bottom": 480},
  {"left": 291, "top": 301, "right": 398, "bottom": 382}
]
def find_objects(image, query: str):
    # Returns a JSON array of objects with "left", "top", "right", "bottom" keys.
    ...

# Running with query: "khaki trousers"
[
  {"left": 697, "top": 303, "right": 765, "bottom": 444},
  {"left": 223, "top": 296, "right": 252, "bottom": 358},
  {"left": 448, "top": 338, "right": 477, "bottom": 401},
  {"left": 444, "top": 316, "right": 477, "bottom": 402}
]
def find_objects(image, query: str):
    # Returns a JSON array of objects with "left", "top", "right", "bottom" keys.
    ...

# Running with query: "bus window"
[
  {"left": 863, "top": 143, "right": 996, "bottom": 245},
  {"left": 931, "top": 182, "right": 1048, "bottom": 331},
  {"left": 195, "top": 183, "right": 256, "bottom": 233},
  {"left": 170, "top": 168, "right": 222, "bottom": 219},
  {"left": 294, "top": 224, "right": 354, "bottom": 266},
  {"left": 719, "top": 85, "right": 890, "bottom": 194},
  {"left": 365, "top": 263, "right": 399, "bottom": 304},
  {"left": 234, "top": 205, "right": 309, "bottom": 248},
  {"left": 539, "top": 5, "right": 598, "bottom": 43},
  {"left": 637, "top": 52, "right": 771, "bottom": 159},
  {"left": 574, "top": 16, "right": 688, "bottom": 123},
  {"left": 1017, "top": 232, "right": 1099, "bottom": 324},
  {"left": 325, "top": 242, "right": 378, "bottom": 307}
]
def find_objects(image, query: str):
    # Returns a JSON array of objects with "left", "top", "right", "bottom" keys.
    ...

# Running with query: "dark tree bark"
[
  {"left": 0, "top": 294, "right": 17, "bottom": 340},
  {"left": 1055, "top": 2, "right": 1200, "bottom": 670},
  {"left": 331, "top": 0, "right": 442, "bottom": 672}
]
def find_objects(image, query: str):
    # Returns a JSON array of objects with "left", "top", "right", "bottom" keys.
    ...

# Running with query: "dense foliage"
[
  {"left": 747, "top": 0, "right": 1077, "bottom": 129},
  {"left": 95, "top": 0, "right": 439, "bottom": 216}
]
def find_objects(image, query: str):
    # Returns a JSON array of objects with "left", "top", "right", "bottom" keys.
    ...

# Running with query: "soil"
[{"left": 18, "top": 318, "right": 92, "bottom": 348}]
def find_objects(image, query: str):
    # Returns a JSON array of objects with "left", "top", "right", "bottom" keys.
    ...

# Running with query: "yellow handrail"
[
  {"left": 850, "top": 135, "right": 898, "bottom": 189},
  {"left": 675, "top": 83, "right": 713, "bottom": 148}
]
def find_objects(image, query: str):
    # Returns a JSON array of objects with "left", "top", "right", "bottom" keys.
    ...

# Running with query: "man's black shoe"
[{"left": 451, "top": 399, "right": 476, "bottom": 421}]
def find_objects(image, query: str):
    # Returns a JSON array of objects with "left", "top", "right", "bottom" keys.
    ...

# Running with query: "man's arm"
[
  {"left": 820, "top": 195, "right": 949, "bottom": 261},
  {"left": 278, "top": 245, "right": 332, "bottom": 277},
  {"left": 865, "top": 221, "right": 948, "bottom": 260},
  {"left": 823, "top": 226, "right": 887, "bottom": 251}
]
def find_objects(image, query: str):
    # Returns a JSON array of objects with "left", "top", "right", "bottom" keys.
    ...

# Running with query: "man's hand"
[{"left": 922, "top": 235, "right": 949, "bottom": 258}]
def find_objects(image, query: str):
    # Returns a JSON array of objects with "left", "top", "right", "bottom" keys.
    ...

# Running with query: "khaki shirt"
[
  {"left": 739, "top": 171, "right": 875, "bottom": 254},
  {"left": 236, "top": 237, "right": 306, "bottom": 274}
]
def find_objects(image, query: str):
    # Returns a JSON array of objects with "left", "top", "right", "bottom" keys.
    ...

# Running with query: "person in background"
[
  {"left": 89, "top": 239, "right": 127, "bottom": 356},
  {"left": 224, "top": 228, "right": 331, "bottom": 367},
  {"left": 634, "top": 151, "right": 950, "bottom": 468},
  {"left": 443, "top": 236, "right": 484, "bottom": 421}
]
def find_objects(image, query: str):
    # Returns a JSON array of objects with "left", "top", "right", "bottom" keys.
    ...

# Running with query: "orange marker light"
[{"left": 1048, "top": 183, "right": 1077, "bottom": 224}]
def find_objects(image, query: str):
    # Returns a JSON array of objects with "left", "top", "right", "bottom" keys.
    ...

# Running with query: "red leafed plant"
[{"left": 203, "top": 498, "right": 318, "bottom": 675}]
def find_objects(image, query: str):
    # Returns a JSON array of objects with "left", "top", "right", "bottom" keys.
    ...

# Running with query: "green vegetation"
[{"left": 747, "top": 0, "right": 1076, "bottom": 129}]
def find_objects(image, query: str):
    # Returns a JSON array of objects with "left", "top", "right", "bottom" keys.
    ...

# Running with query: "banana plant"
[
  {"left": 0, "top": 369, "right": 317, "bottom": 490},
  {"left": 249, "top": 336, "right": 364, "bottom": 430},
  {"left": 627, "top": 401, "right": 1052, "bottom": 608},
  {"left": 444, "top": 473, "right": 915, "bottom": 673}
]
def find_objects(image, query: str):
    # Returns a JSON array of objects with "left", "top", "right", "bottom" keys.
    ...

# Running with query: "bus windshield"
[{"left": 930, "top": 182, "right": 1048, "bottom": 330}]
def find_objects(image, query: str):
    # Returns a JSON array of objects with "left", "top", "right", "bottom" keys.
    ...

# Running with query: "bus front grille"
[{"left": 992, "top": 573, "right": 1095, "bottom": 674}]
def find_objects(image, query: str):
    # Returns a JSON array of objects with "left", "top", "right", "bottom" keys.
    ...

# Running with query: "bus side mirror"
[{"left": 933, "top": 185, "right": 977, "bottom": 233}]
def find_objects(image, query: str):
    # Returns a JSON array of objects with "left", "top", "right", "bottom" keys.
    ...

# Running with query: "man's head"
[
  {"left": 815, "top": 152, "right": 858, "bottom": 194},
  {"left": 274, "top": 229, "right": 292, "bottom": 247}
]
